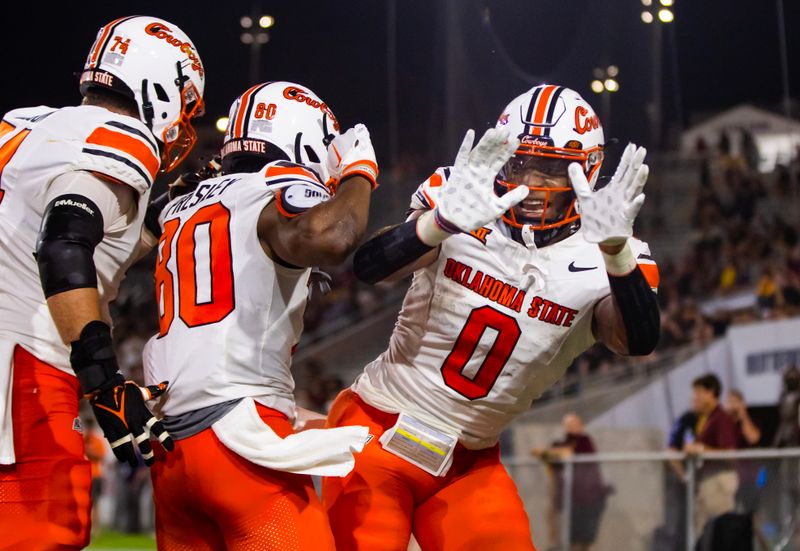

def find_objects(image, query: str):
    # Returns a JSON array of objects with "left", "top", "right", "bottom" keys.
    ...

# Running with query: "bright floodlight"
[
  {"left": 660, "top": 0, "right": 674, "bottom": 5},
  {"left": 641, "top": 0, "right": 653, "bottom": 5},
  {"left": 591, "top": 80, "right": 604, "bottom": 94},
  {"left": 641, "top": 11, "right": 654, "bottom": 23},
  {"left": 658, "top": 8, "right": 674, "bottom": 22},
  {"left": 259, "top": 15, "right": 275, "bottom": 28},
  {"left": 240, "top": 16, "right": 253, "bottom": 29},
  {"left": 604, "top": 79, "right": 620, "bottom": 92},
  {"left": 216, "top": 117, "right": 229, "bottom": 133},
  {"left": 607, "top": 65, "right": 619, "bottom": 77}
]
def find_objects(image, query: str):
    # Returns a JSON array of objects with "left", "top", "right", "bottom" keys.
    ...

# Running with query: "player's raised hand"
[
  {"left": 435, "top": 128, "right": 528, "bottom": 234},
  {"left": 326, "top": 124, "right": 379, "bottom": 190},
  {"left": 569, "top": 142, "right": 649, "bottom": 246}
]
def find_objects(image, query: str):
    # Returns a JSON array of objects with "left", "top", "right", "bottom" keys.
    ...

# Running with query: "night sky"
[{"left": 1, "top": 0, "right": 798, "bottom": 168}]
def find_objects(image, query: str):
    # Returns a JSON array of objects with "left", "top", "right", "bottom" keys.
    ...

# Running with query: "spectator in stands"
[
  {"left": 685, "top": 374, "right": 739, "bottom": 537},
  {"left": 533, "top": 413, "right": 611, "bottom": 551},
  {"left": 726, "top": 389, "right": 762, "bottom": 515},
  {"left": 773, "top": 365, "right": 800, "bottom": 528},
  {"left": 773, "top": 365, "right": 800, "bottom": 448}
]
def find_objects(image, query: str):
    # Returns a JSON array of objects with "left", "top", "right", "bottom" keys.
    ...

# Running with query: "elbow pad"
[
  {"left": 36, "top": 194, "right": 104, "bottom": 298},
  {"left": 608, "top": 267, "right": 661, "bottom": 355},
  {"left": 353, "top": 219, "right": 433, "bottom": 284}
]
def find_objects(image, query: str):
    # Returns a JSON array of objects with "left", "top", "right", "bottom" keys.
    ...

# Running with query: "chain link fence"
[{"left": 506, "top": 448, "right": 800, "bottom": 551}]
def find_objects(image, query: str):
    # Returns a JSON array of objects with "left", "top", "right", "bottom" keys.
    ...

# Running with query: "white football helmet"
[
  {"left": 494, "top": 85, "right": 604, "bottom": 244},
  {"left": 220, "top": 81, "right": 340, "bottom": 182},
  {"left": 80, "top": 16, "right": 206, "bottom": 172}
]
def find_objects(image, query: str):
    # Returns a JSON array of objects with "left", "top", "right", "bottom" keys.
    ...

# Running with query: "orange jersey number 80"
[{"left": 155, "top": 202, "right": 235, "bottom": 336}]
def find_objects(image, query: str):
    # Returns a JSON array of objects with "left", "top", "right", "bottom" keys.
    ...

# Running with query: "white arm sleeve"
[{"left": 44, "top": 171, "right": 137, "bottom": 233}]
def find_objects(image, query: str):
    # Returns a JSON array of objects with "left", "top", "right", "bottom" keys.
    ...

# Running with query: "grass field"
[{"left": 87, "top": 531, "right": 156, "bottom": 550}]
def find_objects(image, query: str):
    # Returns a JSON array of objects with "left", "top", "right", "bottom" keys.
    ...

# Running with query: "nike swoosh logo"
[{"left": 568, "top": 262, "right": 597, "bottom": 272}]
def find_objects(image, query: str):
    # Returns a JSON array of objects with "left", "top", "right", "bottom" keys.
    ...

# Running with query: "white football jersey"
[
  {"left": 353, "top": 167, "right": 659, "bottom": 449},
  {"left": 143, "top": 161, "right": 331, "bottom": 420},
  {"left": 0, "top": 105, "right": 159, "bottom": 373}
]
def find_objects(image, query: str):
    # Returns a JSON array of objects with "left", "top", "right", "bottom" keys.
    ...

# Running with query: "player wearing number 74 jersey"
[{"left": 322, "top": 85, "right": 661, "bottom": 550}]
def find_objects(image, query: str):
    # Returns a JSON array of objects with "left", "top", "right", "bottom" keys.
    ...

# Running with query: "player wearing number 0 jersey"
[
  {"left": 0, "top": 17, "right": 204, "bottom": 549},
  {"left": 323, "top": 85, "right": 661, "bottom": 551},
  {"left": 143, "top": 81, "right": 376, "bottom": 550}
]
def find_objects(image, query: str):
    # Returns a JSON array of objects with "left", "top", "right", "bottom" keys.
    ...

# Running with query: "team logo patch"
[
  {"left": 520, "top": 135, "right": 553, "bottom": 147},
  {"left": 468, "top": 227, "right": 492, "bottom": 245},
  {"left": 72, "top": 417, "right": 83, "bottom": 434}
]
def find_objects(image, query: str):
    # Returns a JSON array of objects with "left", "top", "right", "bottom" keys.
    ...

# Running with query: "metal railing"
[{"left": 505, "top": 448, "right": 800, "bottom": 551}]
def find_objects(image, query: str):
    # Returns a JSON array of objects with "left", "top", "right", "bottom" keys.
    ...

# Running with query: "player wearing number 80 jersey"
[
  {"left": 322, "top": 85, "right": 661, "bottom": 551},
  {"left": 144, "top": 81, "right": 376, "bottom": 550}
]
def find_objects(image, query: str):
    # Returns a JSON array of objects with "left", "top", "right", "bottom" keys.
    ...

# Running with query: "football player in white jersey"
[
  {"left": 322, "top": 85, "right": 661, "bottom": 551},
  {"left": 142, "top": 81, "right": 378, "bottom": 550},
  {"left": 0, "top": 17, "right": 204, "bottom": 548}
]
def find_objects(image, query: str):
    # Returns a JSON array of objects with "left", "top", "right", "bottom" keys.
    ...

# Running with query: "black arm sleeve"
[
  {"left": 353, "top": 219, "right": 434, "bottom": 285},
  {"left": 36, "top": 194, "right": 104, "bottom": 298},
  {"left": 607, "top": 267, "right": 661, "bottom": 355}
]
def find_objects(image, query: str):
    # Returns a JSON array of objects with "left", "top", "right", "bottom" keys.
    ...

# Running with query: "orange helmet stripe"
[
  {"left": 232, "top": 84, "right": 263, "bottom": 139},
  {"left": 88, "top": 17, "right": 132, "bottom": 69},
  {"left": 531, "top": 85, "right": 557, "bottom": 136}
]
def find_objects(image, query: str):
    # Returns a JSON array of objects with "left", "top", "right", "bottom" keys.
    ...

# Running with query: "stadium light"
[
  {"left": 240, "top": 11, "right": 275, "bottom": 81},
  {"left": 641, "top": 11, "right": 654, "bottom": 23},
  {"left": 215, "top": 117, "right": 229, "bottom": 133},
  {"left": 641, "top": 0, "right": 653, "bottom": 5},
  {"left": 659, "top": 0, "right": 674, "bottom": 5},
  {"left": 592, "top": 66, "right": 620, "bottom": 93},
  {"left": 658, "top": 8, "right": 674, "bottom": 22}
]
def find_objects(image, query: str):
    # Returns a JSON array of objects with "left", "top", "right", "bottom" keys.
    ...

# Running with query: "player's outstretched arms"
[
  {"left": 353, "top": 128, "right": 527, "bottom": 284},
  {"left": 258, "top": 125, "right": 376, "bottom": 267},
  {"left": 36, "top": 172, "right": 174, "bottom": 465},
  {"left": 570, "top": 143, "right": 660, "bottom": 356}
]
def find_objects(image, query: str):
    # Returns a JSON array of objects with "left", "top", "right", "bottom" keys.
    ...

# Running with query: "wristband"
[
  {"left": 601, "top": 241, "right": 637, "bottom": 276},
  {"left": 70, "top": 320, "right": 123, "bottom": 396},
  {"left": 416, "top": 210, "right": 455, "bottom": 247}
]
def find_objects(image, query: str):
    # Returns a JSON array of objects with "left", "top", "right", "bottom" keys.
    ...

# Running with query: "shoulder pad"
[
  {"left": 74, "top": 115, "right": 160, "bottom": 196},
  {"left": 408, "top": 166, "right": 452, "bottom": 217},
  {"left": 263, "top": 160, "right": 324, "bottom": 188},
  {"left": 3, "top": 106, "right": 58, "bottom": 128}
]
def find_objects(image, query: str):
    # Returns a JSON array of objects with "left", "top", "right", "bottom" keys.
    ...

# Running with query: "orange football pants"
[
  {"left": 322, "top": 390, "right": 537, "bottom": 551},
  {"left": 151, "top": 403, "right": 336, "bottom": 551},
  {"left": 0, "top": 345, "right": 92, "bottom": 551}
]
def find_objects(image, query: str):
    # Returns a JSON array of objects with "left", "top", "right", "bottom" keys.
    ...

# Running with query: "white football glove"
[
  {"left": 326, "top": 124, "right": 379, "bottom": 189},
  {"left": 569, "top": 142, "right": 649, "bottom": 246},
  {"left": 434, "top": 128, "right": 528, "bottom": 234}
]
